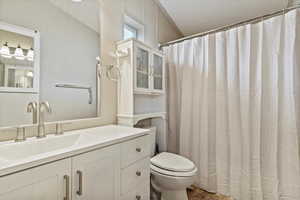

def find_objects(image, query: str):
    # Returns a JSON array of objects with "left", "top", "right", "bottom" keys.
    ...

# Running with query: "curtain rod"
[{"left": 160, "top": 5, "right": 300, "bottom": 48}]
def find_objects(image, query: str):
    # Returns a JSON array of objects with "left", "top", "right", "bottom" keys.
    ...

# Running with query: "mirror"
[{"left": 0, "top": 0, "right": 100, "bottom": 127}]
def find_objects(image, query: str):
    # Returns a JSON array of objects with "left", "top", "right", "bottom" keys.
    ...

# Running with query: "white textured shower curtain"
[{"left": 164, "top": 9, "right": 300, "bottom": 200}]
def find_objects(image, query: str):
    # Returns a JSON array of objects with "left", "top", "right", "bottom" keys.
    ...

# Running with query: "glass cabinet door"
[
  {"left": 136, "top": 47, "right": 150, "bottom": 89},
  {"left": 152, "top": 54, "right": 163, "bottom": 91}
]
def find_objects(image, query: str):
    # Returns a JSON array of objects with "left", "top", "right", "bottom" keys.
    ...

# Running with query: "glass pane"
[
  {"left": 154, "top": 77, "right": 162, "bottom": 90},
  {"left": 0, "top": 29, "right": 34, "bottom": 89},
  {"left": 123, "top": 24, "right": 138, "bottom": 40},
  {"left": 153, "top": 54, "right": 163, "bottom": 77},
  {"left": 137, "top": 72, "right": 148, "bottom": 89},
  {"left": 136, "top": 47, "right": 149, "bottom": 89},
  {"left": 136, "top": 47, "right": 149, "bottom": 72},
  {"left": 7, "top": 68, "right": 33, "bottom": 88}
]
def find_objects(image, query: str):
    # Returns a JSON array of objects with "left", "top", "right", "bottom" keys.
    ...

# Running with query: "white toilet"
[{"left": 149, "top": 127, "right": 197, "bottom": 200}]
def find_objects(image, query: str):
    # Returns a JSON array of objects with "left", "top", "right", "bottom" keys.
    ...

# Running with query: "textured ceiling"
[{"left": 158, "top": 0, "right": 288, "bottom": 36}]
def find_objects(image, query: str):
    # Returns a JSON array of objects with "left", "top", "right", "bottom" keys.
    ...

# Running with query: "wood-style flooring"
[{"left": 187, "top": 186, "right": 233, "bottom": 200}]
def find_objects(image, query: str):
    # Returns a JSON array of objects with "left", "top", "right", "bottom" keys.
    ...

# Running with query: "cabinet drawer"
[
  {"left": 121, "top": 180, "right": 150, "bottom": 200},
  {"left": 121, "top": 158, "right": 150, "bottom": 195},
  {"left": 121, "top": 135, "right": 150, "bottom": 168}
]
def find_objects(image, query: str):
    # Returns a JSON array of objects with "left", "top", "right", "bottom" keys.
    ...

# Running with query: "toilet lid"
[
  {"left": 151, "top": 164, "right": 197, "bottom": 177},
  {"left": 151, "top": 152, "right": 195, "bottom": 172}
]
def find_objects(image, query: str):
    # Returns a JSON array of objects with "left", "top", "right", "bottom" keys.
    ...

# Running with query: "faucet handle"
[
  {"left": 55, "top": 122, "right": 72, "bottom": 136},
  {"left": 27, "top": 101, "right": 37, "bottom": 112},
  {"left": 15, "top": 126, "right": 26, "bottom": 142},
  {"left": 40, "top": 101, "right": 52, "bottom": 113}
]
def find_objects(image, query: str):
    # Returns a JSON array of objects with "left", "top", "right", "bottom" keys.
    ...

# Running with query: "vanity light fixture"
[
  {"left": 26, "top": 71, "right": 34, "bottom": 78},
  {"left": 0, "top": 42, "right": 12, "bottom": 58},
  {"left": 14, "top": 45, "right": 25, "bottom": 60},
  {"left": 27, "top": 48, "right": 34, "bottom": 61}
]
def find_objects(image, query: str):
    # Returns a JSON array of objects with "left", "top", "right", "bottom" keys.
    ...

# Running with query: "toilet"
[{"left": 148, "top": 127, "right": 197, "bottom": 200}]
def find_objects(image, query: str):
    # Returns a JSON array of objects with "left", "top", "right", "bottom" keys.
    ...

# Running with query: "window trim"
[
  {"left": 123, "top": 23, "right": 138, "bottom": 40},
  {"left": 123, "top": 14, "right": 145, "bottom": 41}
]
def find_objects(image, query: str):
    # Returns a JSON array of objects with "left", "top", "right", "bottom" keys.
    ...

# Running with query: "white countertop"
[{"left": 0, "top": 125, "right": 150, "bottom": 177}]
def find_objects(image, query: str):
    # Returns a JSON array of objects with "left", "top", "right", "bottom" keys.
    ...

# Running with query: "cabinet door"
[
  {"left": 72, "top": 145, "right": 121, "bottom": 200},
  {"left": 0, "top": 159, "right": 71, "bottom": 200},
  {"left": 151, "top": 53, "right": 164, "bottom": 93},
  {"left": 135, "top": 44, "right": 151, "bottom": 92}
]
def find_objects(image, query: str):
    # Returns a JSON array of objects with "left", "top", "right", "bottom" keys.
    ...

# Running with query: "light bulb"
[
  {"left": 27, "top": 48, "right": 34, "bottom": 61},
  {"left": 26, "top": 71, "right": 34, "bottom": 77},
  {"left": 14, "top": 45, "right": 25, "bottom": 60},
  {"left": 0, "top": 42, "right": 12, "bottom": 58}
]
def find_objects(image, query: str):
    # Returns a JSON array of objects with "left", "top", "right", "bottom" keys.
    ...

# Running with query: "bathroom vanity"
[{"left": 0, "top": 125, "right": 151, "bottom": 200}]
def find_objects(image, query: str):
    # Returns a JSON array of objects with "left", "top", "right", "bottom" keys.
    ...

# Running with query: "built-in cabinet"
[
  {"left": 0, "top": 159, "right": 71, "bottom": 200},
  {"left": 117, "top": 39, "right": 167, "bottom": 152},
  {"left": 72, "top": 145, "right": 120, "bottom": 200},
  {"left": 118, "top": 38, "right": 165, "bottom": 95},
  {"left": 0, "top": 135, "right": 150, "bottom": 200},
  {"left": 135, "top": 41, "right": 164, "bottom": 94}
]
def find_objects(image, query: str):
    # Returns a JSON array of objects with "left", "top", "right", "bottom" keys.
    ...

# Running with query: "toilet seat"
[
  {"left": 151, "top": 163, "right": 197, "bottom": 177},
  {"left": 150, "top": 152, "right": 197, "bottom": 177}
]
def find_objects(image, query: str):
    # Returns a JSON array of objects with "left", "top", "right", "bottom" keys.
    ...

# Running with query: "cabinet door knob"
[
  {"left": 136, "top": 171, "right": 142, "bottom": 176},
  {"left": 136, "top": 148, "right": 142, "bottom": 152},
  {"left": 136, "top": 195, "right": 141, "bottom": 200}
]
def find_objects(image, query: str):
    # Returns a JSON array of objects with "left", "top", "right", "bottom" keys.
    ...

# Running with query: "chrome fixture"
[
  {"left": 15, "top": 127, "right": 26, "bottom": 142},
  {"left": 27, "top": 102, "right": 38, "bottom": 124},
  {"left": 37, "top": 101, "right": 52, "bottom": 138},
  {"left": 0, "top": 42, "right": 12, "bottom": 58},
  {"left": 27, "top": 48, "right": 34, "bottom": 61},
  {"left": 97, "top": 50, "right": 128, "bottom": 82},
  {"left": 55, "top": 122, "right": 71, "bottom": 136},
  {"left": 55, "top": 84, "right": 93, "bottom": 104},
  {"left": 14, "top": 45, "right": 25, "bottom": 60},
  {"left": 0, "top": 42, "right": 35, "bottom": 60},
  {"left": 160, "top": 5, "right": 300, "bottom": 48}
]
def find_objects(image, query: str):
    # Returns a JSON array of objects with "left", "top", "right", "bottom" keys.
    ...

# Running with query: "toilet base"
[{"left": 161, "top": 190, "right": 188, "bottom": 200}]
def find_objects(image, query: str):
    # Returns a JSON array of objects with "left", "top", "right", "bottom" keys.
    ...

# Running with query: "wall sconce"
[
  {"left": 0, "top": 42, "right": 34, "bottom": 61},
  {"left": 14, "top": 45, "right": 25, "bottom": 60},
  {"left": 0, "top": 42, "right": 12, "bottom": 58},
  {"left": 27, "top": 48, "right": 34, "bottom": 61}
]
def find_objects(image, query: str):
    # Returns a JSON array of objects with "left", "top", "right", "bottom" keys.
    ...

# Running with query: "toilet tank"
[{"left": 147, "top": 126, "right": 157, "bottom": 157}]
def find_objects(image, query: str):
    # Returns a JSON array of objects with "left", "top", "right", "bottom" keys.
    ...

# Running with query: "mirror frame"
[{"left": 0, "top": 21, "right": 40, "bottom": 94}]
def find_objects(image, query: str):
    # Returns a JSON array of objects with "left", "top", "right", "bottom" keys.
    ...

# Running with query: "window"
[
  {"left": 123, "top": 23, "right": 138, "bottom": 40},
  {"left": 123, "top": 14, "right": 144, "bottom": 41}
]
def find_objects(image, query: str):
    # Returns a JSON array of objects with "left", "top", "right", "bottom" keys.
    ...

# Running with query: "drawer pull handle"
[
  {"left": 136, "top": 148, "right": 142, "bottom": 152},
  {"left": 76, "top": 170, "right": 83, "bottom": 196},
  {"left": 136, "top": 171, "right": 142, "bottom": 176},
  {"left": 136, "top": 195, "right": 141, "bottom": 200},
  {"left": 64, "top": 175, "right": 70, "bottom": 200}
]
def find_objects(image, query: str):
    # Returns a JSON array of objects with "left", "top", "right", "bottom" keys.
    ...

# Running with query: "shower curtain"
[{"left": 164, "top": 9, "right": 300, "bottom": 200}]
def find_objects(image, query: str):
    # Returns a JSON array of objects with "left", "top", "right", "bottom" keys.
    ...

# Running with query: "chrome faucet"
[
  {"left": 27, "top": 102, "right": 38, "bottom": 124},
  {"left": 37, "top": 101, "right": 52, "bottom": 138}
]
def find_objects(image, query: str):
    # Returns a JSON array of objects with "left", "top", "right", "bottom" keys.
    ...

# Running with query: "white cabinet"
[
  {"left": 118, "top": 38, "right": 165, "bottom": 95},
  {"left": 0, "top": 134, "right": 150, "bottom": 200},
  {"left": 72, "top": 145, "right": 120, "bottom": 200},
  {"left": 0, "top": 159, "right": 71, "bottom": 200}
]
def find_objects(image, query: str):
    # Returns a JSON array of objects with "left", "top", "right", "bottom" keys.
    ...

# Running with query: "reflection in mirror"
[
  {"left": 0, "top": 30, "right": 35, "bottom": 89},
  {"left": 0, "top": 0, "right": 101, "bottom": 128}
]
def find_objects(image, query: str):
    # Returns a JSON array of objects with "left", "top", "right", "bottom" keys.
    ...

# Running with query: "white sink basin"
[
  {"left": 0, "top": 133, "right": 91, "bottom": 161},
  {"left": 0, "top": 125, "right": 149, "bottom": 177}
]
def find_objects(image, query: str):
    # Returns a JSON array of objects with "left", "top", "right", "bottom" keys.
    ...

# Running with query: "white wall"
[
  {"left": 0, "top": 0, "right": 182, "bottom": 140},
  {"left": 0, "top": 0, "right": 99, "bottom": 122},
  {"left": 99, "top": 0, "right": 182, "bottom": 118}
]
